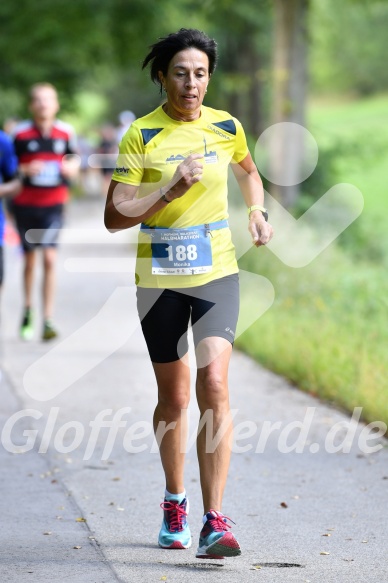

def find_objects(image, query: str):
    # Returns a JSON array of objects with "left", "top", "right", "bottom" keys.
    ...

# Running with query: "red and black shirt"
[{"left": 13, "top": 119, "right": 77, "bottom": 207}]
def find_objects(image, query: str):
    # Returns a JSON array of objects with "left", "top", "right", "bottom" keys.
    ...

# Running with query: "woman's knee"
[
  {"left": 153, "top": 361, "right": 190, "bottom": 414},
  {"left": 157, "top": 387, "right": 190, "bottom": 413},
  {"left": 196, "top": 370, "right": 229, "bottom": 409}
]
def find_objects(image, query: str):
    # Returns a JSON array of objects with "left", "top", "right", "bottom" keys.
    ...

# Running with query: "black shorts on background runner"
[
  {"left": 136, "top": 274, "right": 239, "bottom": 363},
  {"left": 12, "top": 204, "right": 64, "bottom": 252}
]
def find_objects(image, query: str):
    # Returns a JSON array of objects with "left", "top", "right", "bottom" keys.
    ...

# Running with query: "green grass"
[
  {"left": 234, "top": 94, "right": 388, "bottom": 428},
  {"left": 236, "top": 244, "right": 388, "bottom": 427},
  {"left": 309, "top": 94, "right": 388, "bottom": 132},
  {"left": 308, "top": 93, "right": 388, "bottom": 216}
]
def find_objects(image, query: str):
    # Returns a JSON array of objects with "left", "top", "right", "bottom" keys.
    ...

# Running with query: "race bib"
[
  {"left": 30, "top": 161, "right": 62, "bottom": 187},
  {"left": 149, "top": 227, "right": 213, "bottom": 275}
]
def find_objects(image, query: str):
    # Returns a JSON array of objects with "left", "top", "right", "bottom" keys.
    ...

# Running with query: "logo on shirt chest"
[
  {"left": 164, "top": 137, "right": 218, "bottom": 165},
  {"left": 27, "top": 140, "right": 39, "bottom": 152},
  {"left": 53, "top": 139, "right": 66, "bottom": 154}
]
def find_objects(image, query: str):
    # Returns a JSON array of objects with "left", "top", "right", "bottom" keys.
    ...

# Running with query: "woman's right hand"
[{"left": 164, "top": 153, "right": 203, "bottom": 201}]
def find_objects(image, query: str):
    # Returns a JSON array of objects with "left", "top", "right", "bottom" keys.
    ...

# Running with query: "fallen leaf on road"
[
  {"left": 362, "top": 540, "right": 368, "bottom": 543},
  {"left": 117, "top": 507, "right": 125, "bottom": 511},
  {"left": 73, "top": 546, "right": 82, "bottom": 549},
  {"left": 76, "top": 517, "right": 86, "bottom": 522},
  {"left": 342, "top": 558, "right": 354, "bottom": 562},
  {"left": 322, "top": 533, "right": 331, "bottom": 537},
  {"left": 161, "top": 577, "right": 167, "bottom": 581},
  {"left": 112, "top": 477, "right": 121, "bottom": 481},
  {"left": 280, "top": 502, "right": 288, "bottom": 508},
  {"left": 320, "top": 552, "right": 330, "bottom": 555},
  {"left": 43, "top": 532, "right": 52, "bottom": 535}
]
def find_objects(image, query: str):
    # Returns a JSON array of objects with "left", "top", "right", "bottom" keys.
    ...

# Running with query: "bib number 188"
[{"left": 167, "top": 244, "right": 198, "bottom": 262}]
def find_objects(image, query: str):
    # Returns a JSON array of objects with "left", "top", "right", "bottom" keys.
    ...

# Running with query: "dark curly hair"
[{"left": 142, "top": 28, "right": 218, "bottom": 93}]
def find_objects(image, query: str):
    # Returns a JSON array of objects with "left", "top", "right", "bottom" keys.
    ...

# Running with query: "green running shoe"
[
  {"left": 42, "top": 320, "right": 58, "bottom": 341},
  {"left": 20, "top": 308, "right": 34, "bottom": 341}
]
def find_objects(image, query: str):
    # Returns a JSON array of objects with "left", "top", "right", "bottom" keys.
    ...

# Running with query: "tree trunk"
[
  {"left": 224, "top": 37, "right": 244, "bottom": 122},
  {"left": 271, "top": 0, "right": 309, "bottom": 207}
]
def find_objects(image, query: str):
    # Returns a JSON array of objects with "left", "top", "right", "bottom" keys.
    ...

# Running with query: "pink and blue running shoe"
[
  {"left": 196, "top": 509, "right": 241, "bottom": 559},
  {"left": 158, "top": 498, "right": 191, "bottom": 549}
]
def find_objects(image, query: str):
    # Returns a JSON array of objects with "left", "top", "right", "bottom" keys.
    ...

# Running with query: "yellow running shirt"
[{"left": 112, "top": 104, "right": 249, "bottom": 288}]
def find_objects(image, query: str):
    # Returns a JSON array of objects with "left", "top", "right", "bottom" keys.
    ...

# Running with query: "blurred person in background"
[
  {"left": 12, "top": 83, "right": 79, "bottom": 341},
  {"left": 0, "top": 129, "right": 20, "bottom": 305},
  {"left": 3, "top": 117, "right": 21, "bottom": 136},
  {"left": 97, "top": 123, "right": 118, "bottom": 195},
  {"left": 116, "top": 110, "right": 136, "bottom": 144}
]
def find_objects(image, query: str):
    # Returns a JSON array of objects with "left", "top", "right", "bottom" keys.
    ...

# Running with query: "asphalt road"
[{"left": 0, "top": 196, "right": 387, "bottom": 583}]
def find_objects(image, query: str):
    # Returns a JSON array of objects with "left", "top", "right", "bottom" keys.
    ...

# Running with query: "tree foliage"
[
  {"left": 0, "top": 0, "right": 273, "bottom": 130},
  {"left": 310, "top": 0, "right": 388, "bottom": 95},
  {"left": 0, "top": 0, "right": 109, "bottom": 95},
  {"left": 2, "top": 0, "right": 388, "bottom": 145}
]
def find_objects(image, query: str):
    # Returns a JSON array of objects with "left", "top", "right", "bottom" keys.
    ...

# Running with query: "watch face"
[{"left": 262, "top": 210, "right": 269, "bottom": 222}]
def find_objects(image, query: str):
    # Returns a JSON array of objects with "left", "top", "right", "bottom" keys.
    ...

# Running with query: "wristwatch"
[
  {"left": 247, "top": 204, "right": 268, "bottom": 222},
  {"left": 160, "top": 188, "right": 171, "bottom": 203}
]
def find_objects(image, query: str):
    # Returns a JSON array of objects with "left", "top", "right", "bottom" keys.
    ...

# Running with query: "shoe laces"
[
  {"left": 207, "top": 509, "right": 236, "bottom": 532},
  {"left": 160, "top": 500, "right": 187, "bottom": 532}
]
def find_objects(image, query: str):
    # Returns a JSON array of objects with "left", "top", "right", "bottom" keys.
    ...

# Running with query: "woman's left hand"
[{"left": 249, "top": 211, "right": 274, "bottom": 247}]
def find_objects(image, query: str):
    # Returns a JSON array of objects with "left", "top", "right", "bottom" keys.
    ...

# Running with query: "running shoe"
[
  {"left": 20, "top": 308, "right": 34, "bottom": 341},
  {"left": 42, "top": 320, "right": 58, "bottom": 341},
  {"left": 158, "top": 497, "right": 191, "bottom": 549},
  {"left": 196, "top": 509, "right": 241, "bottom": 559}
]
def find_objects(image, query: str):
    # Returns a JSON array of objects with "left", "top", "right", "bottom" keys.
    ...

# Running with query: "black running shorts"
[
  {"left": 136, "top": 274, "right": 239, "bottom": 363},
  {"left": 11, "top": 204, "right": 64, "bottom": 252}
]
